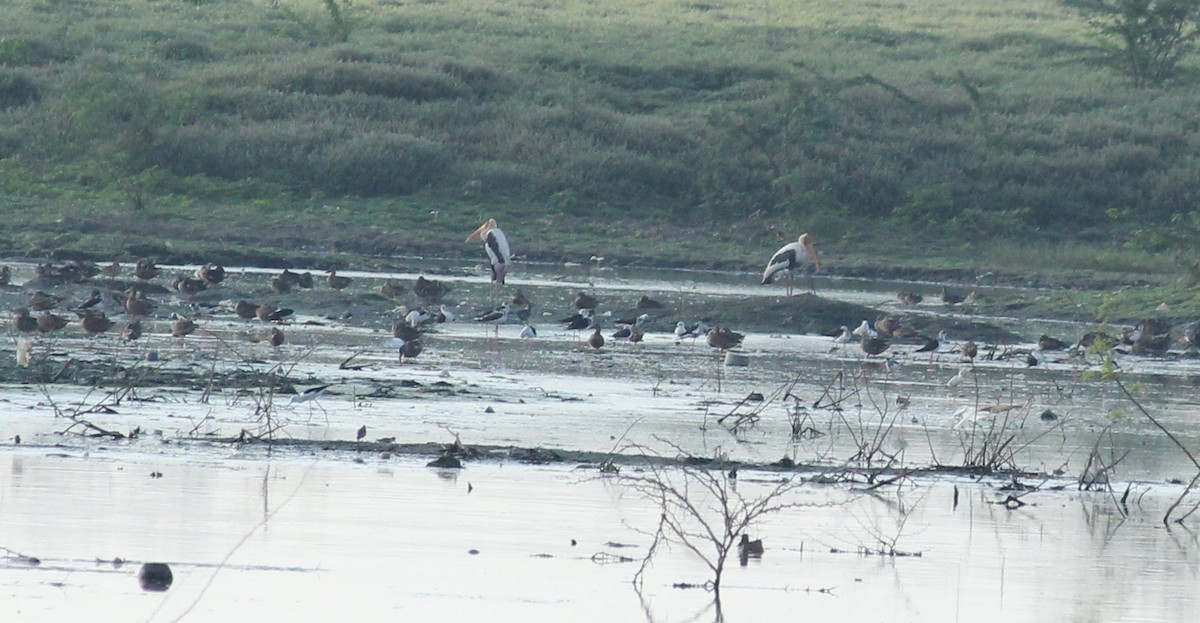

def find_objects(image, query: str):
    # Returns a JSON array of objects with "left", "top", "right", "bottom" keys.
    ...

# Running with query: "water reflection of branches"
[
  {"left": 616, "top": 438, "right": 818, "bottom": 601},
  {"left": 810, "top": 367, "right": 905, "bottom": 471}
]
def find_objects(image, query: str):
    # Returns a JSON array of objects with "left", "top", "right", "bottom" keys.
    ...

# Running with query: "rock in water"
[{"left": 139, "top": 562, "right": 174, "bottom": 591}]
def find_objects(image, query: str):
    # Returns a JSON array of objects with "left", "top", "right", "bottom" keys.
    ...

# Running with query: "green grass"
[{"left": 0, "top": 0, "right": 1198, "bottom": 312}]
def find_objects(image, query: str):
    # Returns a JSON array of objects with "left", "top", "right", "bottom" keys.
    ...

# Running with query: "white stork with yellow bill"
[
  {"left": 761, "top": 233, "right": 820, "bottom": 296},
  {"left": 466, "top": 218, "right": 511, "bottom": 285}
]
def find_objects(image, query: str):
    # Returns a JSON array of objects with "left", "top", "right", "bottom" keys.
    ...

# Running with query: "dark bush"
[
  {"left": 0, "top": 38, "right": 71, "bottom": 67},
  {"left": 0, "top": 71, "right": 39, "bottom": 109},
  {"left": 158, "top": 39, "right": 215, "bottom": 62},
  {"left": 270, "top": 62, "right": 470, "bottom": 101},
  {"left": 312, "top": 133, "right": 450, "bottom": 196}
]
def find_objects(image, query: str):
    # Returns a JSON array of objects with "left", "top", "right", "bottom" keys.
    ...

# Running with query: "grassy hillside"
[{"left": 0, "top": 0, "right": 1196, "bottom": 283}]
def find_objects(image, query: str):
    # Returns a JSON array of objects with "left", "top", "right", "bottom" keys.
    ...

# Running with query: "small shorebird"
[
  {"left": 475, "top": 303, "right": 510, "bottom": 336},
  {"left": 291, "top": 384, "right": 330, "bottom": 405}
]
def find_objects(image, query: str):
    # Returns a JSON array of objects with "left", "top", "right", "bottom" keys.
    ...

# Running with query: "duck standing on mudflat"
[
  {"left": 134, "top": 258, "right": 161, "bottom": 281},
  {"left": 707, "top": 327, "right": 745, "bottom": 352},
  {"left": 587, "top": 326, "right": 605, "bottom": 351},
  {"left": 12, "top": 308, "right": 37, "bottom": 333},
  {"left": 37, "top": 312, "right": 69, "bottom": 333},
  {"left": 80, "top": 309, "right": 115, "bottom": 336},
  {"left": 327, "top": 270, "right": 353, "bottom": 291}
]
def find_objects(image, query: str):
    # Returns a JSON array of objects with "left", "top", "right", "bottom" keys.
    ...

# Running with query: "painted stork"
[
  {"left": 761, "top": 233, "right": 821, "bottom": 296},
  {"left": 466, "top": 218, "right": 511, "bottom": 285}
]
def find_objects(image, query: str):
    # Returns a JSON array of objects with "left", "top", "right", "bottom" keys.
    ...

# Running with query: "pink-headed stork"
[
  {"left": 466, "top": 218, "right": 511, "bottom": 285},
  {"left": 761, "top": 233, "right": 820, "bottom": 296}
]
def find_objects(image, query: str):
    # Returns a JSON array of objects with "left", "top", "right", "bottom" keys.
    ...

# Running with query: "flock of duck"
[{"left": 4, "top": 219, "right": 1187, "bottom": 376}]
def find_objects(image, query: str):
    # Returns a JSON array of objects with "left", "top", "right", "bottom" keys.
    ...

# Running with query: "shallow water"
[
  {"left": 2, "top": 454, "right": 1197, "bottom": 622},
  {"left": 1, "top": 259, "right": 1198, "bottom": 621}
]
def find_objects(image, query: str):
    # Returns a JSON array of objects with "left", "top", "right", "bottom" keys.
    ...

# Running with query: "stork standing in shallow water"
[
  {"left": 761, "top": 233, "right": 821, "bottom": 296},
  {"left": 466, "top": 218, "right": 511, "bottom": 286}
]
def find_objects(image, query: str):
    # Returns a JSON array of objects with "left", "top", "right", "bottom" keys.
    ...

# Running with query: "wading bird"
[
  {"left": 475, "top": 302, "right": 510, "bottom": 336},
  {"left": 913, "top": 332, "right": 942, "bottom": 360},
  {"left": 292, "top": 385, "right": 330, "bottom": 405},
  {"left": 466, "top": 218, "right": 511, "bottom": 285},
  {"left": 761, "top": 233, "right": 821, "bottom": 296},
  {"left": 860, "top": 336, "right": 890, "bottom": 357}
]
